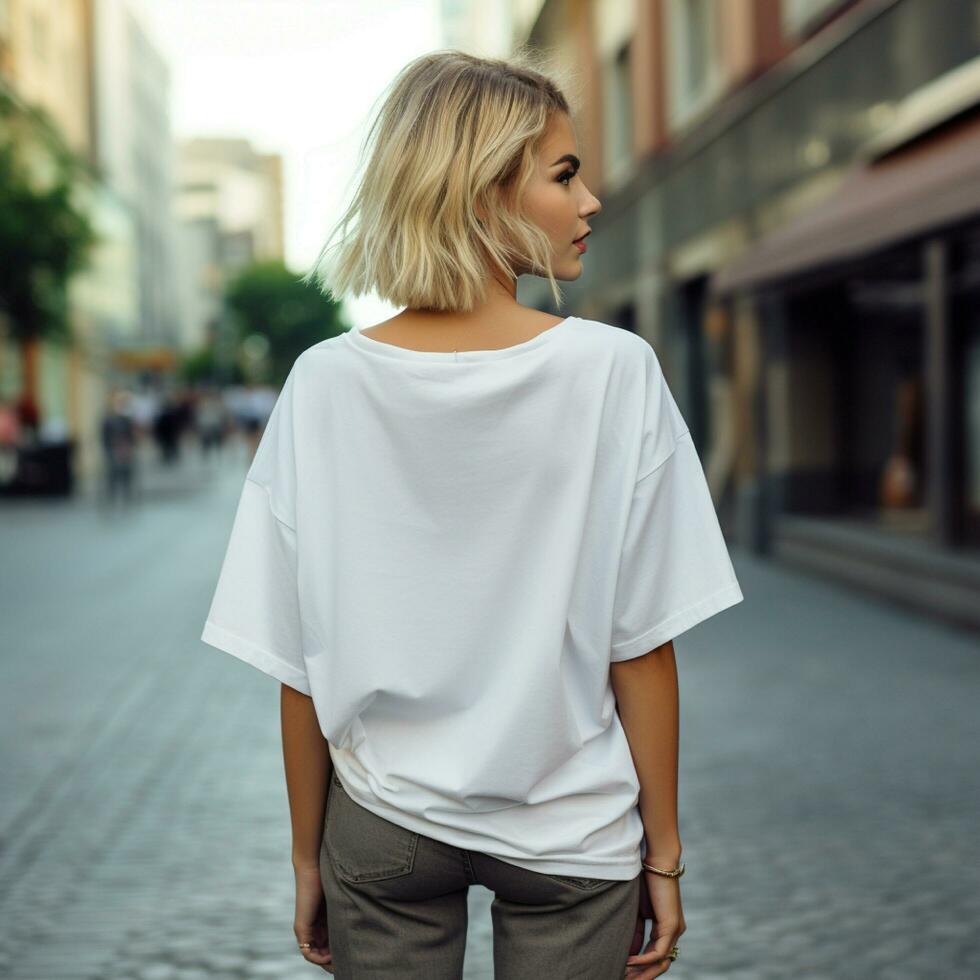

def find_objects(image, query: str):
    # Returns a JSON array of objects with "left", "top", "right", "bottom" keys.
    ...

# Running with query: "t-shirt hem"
[
  {"left": 483, "top": 854, "right": 642, "bottom": 879},
  {"left": 610, "top": 579, "right": 744, "bottom": 662},
  {"left": 333, "top": 770, "right": 641, "bottom": 880},
  {"left": 201, "top": 619, "right": 312, "bottom": 695}
]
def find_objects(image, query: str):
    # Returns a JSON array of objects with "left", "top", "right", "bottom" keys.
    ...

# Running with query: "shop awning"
[
  {"left": 709, "top": 106, "right": 980, "bottom": 296},
  {"left": 111, "top": 347, "right": 177, "bottom": 371}
]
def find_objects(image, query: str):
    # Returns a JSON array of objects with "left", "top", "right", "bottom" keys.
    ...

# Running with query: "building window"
[
  {"left": 603, "top": 40, "right": 634, "bottom": 188},
  {"left": 666, "top": 0, "right": 722, "bottom": 131}
]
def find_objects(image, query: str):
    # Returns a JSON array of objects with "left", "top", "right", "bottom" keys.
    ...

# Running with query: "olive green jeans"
[{"left": 320, "top": 768, "right": 641, "bottom": 979}]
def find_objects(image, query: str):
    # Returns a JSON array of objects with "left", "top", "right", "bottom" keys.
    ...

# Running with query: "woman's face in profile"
[{"left": 521, "top": 112, "right": 601, "bottom": 280}]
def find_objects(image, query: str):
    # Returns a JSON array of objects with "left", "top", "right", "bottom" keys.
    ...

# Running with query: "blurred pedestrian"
[
  {"left": 240, "top": 382, "right": 276, "bottom": 461},
  {"left": 0, "top": 397, "right": 20, "bottom": 486},
  {"left": 196, "top": 388, "right": 227, "bottom": 459},
  {"left": 14, "top": 391, "right": 39, "bottom": 444},
  {"left": 153, "top": 393, "right": 182, "bottom": 465},
  {"left": 128, "top": 387, "right": 159, "bottom": 441},
  {"left": 100, "top": 388, "right": 138, "bottom": 508}
]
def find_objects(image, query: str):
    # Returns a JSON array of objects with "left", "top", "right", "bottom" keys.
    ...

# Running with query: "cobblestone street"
[{"left": 1, "top": 441, "right": 978, "bottom": 979}]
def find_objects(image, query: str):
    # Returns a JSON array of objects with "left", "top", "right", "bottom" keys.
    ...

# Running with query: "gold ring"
[
  {"left": 298, "top": 942, "right": 313, "bottom": 950},
  {"left": 667, "top": 945, "right": 679, "bottom": 961}
]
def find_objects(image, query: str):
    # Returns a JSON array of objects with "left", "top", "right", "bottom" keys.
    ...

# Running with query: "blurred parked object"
[
  {"left": 0, "top": 438, "right": 76, "bottom": 497},
  {"left": 0, "top": 380, "right": 76, "bottom": 498}
]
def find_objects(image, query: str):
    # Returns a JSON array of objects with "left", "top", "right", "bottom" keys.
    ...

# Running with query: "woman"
[{"left": 201, "top": 49, "right": 744, "bottom": 979}]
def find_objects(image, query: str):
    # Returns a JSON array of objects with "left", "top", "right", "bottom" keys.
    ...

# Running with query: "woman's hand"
[
  {"left": 624, "top": 874, "right": 686, "bottom": 979},
  {"left": 293, "top": 864, "right": 334, "bottom": 973}
]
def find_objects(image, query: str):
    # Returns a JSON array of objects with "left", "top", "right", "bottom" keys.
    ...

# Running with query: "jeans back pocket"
[{"left": 325, "top": 771, "right": 420, "bottom": 883}]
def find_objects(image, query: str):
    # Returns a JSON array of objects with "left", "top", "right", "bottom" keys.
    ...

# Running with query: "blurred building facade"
[
  {"left": 0, "top": 0, "right": 144, "bottom": 487},
  {"left": 440, "top": 0, "right": 514, "bottom": 57},
  {"left": 91, "top": 0, "right": 182, "bottom": 350},
  {"left": 449, "top": 0, "right": 980, "bottom": 630},
  {"left": 0, "top": 0, "right": 279, "bottom": 494},
  {"left": 174, "top": 137, "right": 285, "bottom": 363}
]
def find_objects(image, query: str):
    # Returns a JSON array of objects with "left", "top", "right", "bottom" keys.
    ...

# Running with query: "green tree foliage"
[
  {"left": 178, "top": 343, "right": 244, "bottom": 387},
  {"left": 0, "top": 92, "right": 98, "bottom": 345},
  {"left": 224, "top": 259, "right": 348, "bottom": 386}
]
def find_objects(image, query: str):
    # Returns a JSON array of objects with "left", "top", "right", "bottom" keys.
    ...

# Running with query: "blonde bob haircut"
[{"left": 303, "top": 48, "right": 577, "bottom": 313}]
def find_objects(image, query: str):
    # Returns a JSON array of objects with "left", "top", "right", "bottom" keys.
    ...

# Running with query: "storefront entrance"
[{"left": 951, "top": 228, "right": 980, "bottom": 547}]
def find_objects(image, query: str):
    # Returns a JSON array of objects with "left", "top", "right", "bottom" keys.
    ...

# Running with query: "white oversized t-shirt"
[{"left": 201, "top": 316, "right": 743, "bottom": 879}]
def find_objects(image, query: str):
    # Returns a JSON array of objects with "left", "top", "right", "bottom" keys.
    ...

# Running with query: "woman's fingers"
[
  {"left": 293, "top": 865, "right": 334, "bottom": 971},
  {"left": 625, "top": 948, "right": 669, "bottom": 973},
  {"left": 624, "top": 951, "right": 672, "bottom": 979},
  {"left": 625, "top": 923, "right": 681, "bottom": 977},
  {"left": 303, "top": 948, "right": 334, "bottom": 966},
  {"left": 646, "top": 926, "right": 680, "bottom": 964},
  {"left": 296, "top": 935, "right": 334, "bottom": 973},
  {"left": 626, "top": 928, "right": 675, "bottom": 966}
]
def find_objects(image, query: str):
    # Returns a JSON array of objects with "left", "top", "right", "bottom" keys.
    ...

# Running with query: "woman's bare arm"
[
  {"left": 281, "top": 684, "right": 333, "bottom": 871},
  {"left": 609, "top": 639, "right": 682, "bottom": 866}
]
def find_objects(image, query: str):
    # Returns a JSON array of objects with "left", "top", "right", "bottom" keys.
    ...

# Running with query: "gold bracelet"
[{"left": 641, "top": 859, "right": 685, "bottom": 878}]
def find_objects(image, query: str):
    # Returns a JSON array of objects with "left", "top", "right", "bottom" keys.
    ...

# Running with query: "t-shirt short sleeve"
[
  {"left": 200, "top": 370, "right": 311, "bottom": 695},
  {"left": 610, "top": 348, "right": 744, "bottom": 662}
]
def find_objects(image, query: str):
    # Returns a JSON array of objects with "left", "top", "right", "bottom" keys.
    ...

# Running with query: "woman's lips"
[{"left": 573, "top": 238, "right": 587, "bottom": 254}]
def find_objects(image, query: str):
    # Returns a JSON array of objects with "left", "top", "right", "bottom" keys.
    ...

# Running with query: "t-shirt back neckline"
[{"left": 344, "top": 316, "right": 579, "bottom": 362}]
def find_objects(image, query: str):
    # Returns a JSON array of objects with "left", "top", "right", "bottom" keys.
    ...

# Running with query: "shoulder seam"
[
  {"left": 244, "top": 475, "right": 297, "bottom": 532},
  {"left": 635, "top": 428, "right": 691, "bottom": 485}
]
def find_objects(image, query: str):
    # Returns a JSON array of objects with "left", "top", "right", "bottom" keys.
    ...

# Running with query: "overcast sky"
[{"left": 131, "top": 0, "right": 444, "bottom": 328}]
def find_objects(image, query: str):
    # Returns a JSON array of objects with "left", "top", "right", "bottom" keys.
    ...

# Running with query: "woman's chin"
[
  {"left": 522, "top": 259, "right": 585, "bottom": 282},
  {"left": 556, "top": 261, "right": 584, "bottom": 282}
]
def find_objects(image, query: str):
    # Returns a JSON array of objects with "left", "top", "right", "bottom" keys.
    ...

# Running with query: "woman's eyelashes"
[{"left": 557, "top": 168, "right": 578, "bottom": 186}]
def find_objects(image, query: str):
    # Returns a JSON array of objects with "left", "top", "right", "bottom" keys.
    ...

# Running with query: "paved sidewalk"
[{"left": 0, "top": 444, "right": 977, "bottom": 978}]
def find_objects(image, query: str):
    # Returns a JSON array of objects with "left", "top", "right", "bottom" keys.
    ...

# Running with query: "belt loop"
[{"left": 461, "top": 849, "right": 478, "bottom": 884}]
